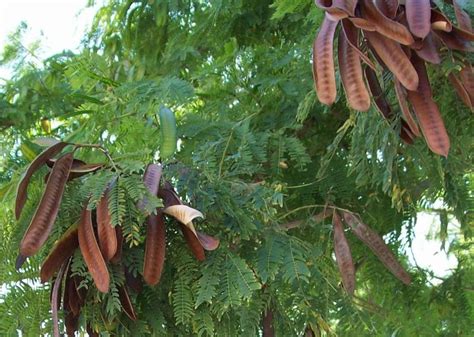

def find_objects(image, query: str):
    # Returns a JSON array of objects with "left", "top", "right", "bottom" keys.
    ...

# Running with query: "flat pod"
[
  {"left": 97, "top": 189, "right": 117, "bottom": 261},
  {"left": 333, "top": 211, "right": 356, "bottom": 295},
  {"left": 448, "top": 73, "right": 473, "bottom": 108},
  {"left": 19, "top": 152, "right": 74, "bottom": 258},
  {"left": 51, "top": 263, "right": 67, "bottom": 337},
  {"left": 342, "top": 212, "right": 411, "bottom": 285},
  {"left": 110, "top": 226, "right": 124, "bottom": 264},
  {"left": 338, "top": 29, "right": 371, "bottom": 111},
  {"left": 40, "top": 224, "right": 79, "bottom": 283},
  {"left": 341, "top": 19, "right": 377, "bottom": 70},
  {"left": 119, "top": 285, "right": 137, "bottom": 320},
  {"left": 452, "top": 0, "right": 472, "bottom": 32},
  {"left": 313, "top": 14, "right": 339, "bottom": 105},
  {"left": 78, "top": 205, "right": 110, "bottom": 293},
  {"left": 415, "top": 32, "right": 441, "bottom": 64},
  {"left": 180, "top": 224, "right": 205, "bottom": 261},
  {"left": 459, "top": 65, "right": 474, "bottom": 104},
  {"left": 364, "top": 67, "right": 393, "bottom": 119},
  {"left": 394, "top": 78, "right": 421, "bottom": 137},
  {"left": 374, "top": 0, "right": 399, "bottom": 19},
  {"left": 143, "top": 212, "right": 166, "bottom": 286},
  {"left": 137, "top": 163, "right": 163, "bottom": 211},
  {"left": 15, "top": 141, "right": 68, "bottom": 220},
  {"left": 314, "top": 0, "right": 357, "bottom": 19},
  {"left": 405, "top": 0, "right": 431, "bottom": 38}
]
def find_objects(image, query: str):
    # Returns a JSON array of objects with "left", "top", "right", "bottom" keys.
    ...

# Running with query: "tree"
[{"left": 0, "top": 0, "right": 473, "bottom": 336}]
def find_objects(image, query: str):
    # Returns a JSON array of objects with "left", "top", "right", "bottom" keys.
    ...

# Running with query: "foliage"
[{"left": 0, "top": 0, "right": 473, "bottom": 336}]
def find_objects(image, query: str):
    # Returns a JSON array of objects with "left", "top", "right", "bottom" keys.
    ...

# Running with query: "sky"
[{"left": 0, "top": 0, "right": 460, "bottom": 282}]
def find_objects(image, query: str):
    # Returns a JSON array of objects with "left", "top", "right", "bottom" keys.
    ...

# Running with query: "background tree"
[{"left": 0, "top": 0, "right": 473, "bottom": 336}]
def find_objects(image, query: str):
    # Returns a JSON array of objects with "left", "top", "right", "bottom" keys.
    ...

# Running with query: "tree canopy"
[{"left": 0, "top": 0, "right": 473, "bottom": 336}]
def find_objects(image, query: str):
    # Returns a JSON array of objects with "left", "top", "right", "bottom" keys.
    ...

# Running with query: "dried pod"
[
  {"left": 40, "top": 224, "right": 79, "bottom": 283},
  {"left": 65, "top": 312, "right": 79, "bottom": 337},
  {"left": 119, "top": 285, "right": 137, "bottom": 320},
  {"left": 415, "top": 32, "right": 441, "bottom": 64},
  {"left": 452, "top": 0, "right": 472, "bottom": 32},
  {"left": 430, "top": 9, "right": 453, "bottom": 32},
  {"left": 394, "top": 79, "right": 421, "bottom": 137},
  {"left": 333, "top": 211, "right": 356, "bottom": 295},
  {"left": 314, "top": 0, "right": 357, "bottom": 19},
  {"left": 15, "top": 141, "right": 68, "bottom": 219},
  {"left": 313, "top": 14, "right": 339, "bottom": 105},
  {"left": 180, "top": 224, "right": 205, "bottom": 261},
  {"left": 143, "top": 212, "right": 166, "bottom": 286},
  {"left": 365, "top": 31, "right": 419, "bottom": 91},
  {"left": 97, "top": 189, "right": 117, "bottom": 262},
  {"left": 364, "top": 67, "right": 393, "bottom": 119},
  {"left": 46, "top": 158, "right": 103, "bottom": 182},
  {"left": 341, "top": 19, "right": 377, "bottom": 70},
  {"left": 262, "top": 308, "right": 275, "bottom": 337},
  {"left": 449, "top": 73, "right": 473, "bottom": 108},
  {"left": 348, "top": 17, "right": 377, "bottom": 31},
  {"left": 405, "top": 0, "right": 431, "bottom": 38},
  {"left": 110, "top": 226, "right": 124, "bottom": 264},
  {"left": 196, "top": 231, "right": 220, "bottom": 251},
  {"left": 19, "top": 152, "right": 74, "bottom": 260},
  {"left": 459, "top": 65, "right": 474, "bottom": 104},
  {"left": 78, "top": 205, "right": 110, "bottom": 293},
  {"left": 338, "top": 29, "right": 371, "bottom": 111},
  {"left": 137, "top": 163, "right": 163, "bottom": 211},
  {"left": 342, "top": 211, "right": 411, "bottom": 285},
  {"left": 51, "top": 263, "right": 67, "bottom": 337},
  {"left": 375, "top": 0, "right": 398, "bottom": 19}
]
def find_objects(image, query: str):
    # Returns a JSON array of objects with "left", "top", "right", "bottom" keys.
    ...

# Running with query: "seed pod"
[
  {"left": 40, "top": 224, "right": 79, "bottom": 283},
  {"left": 342, "top": 211, "right": 411, "bottom": 285},
  {"left": 338, "top": 29, "right": 370, "bottom": 111},
  {"left": 314, "top": 0, "right": 357, "bottom": 19},
  {"left": 375, "top": 0, "right": 398, "bottom": 19},
  {"left": 449, "top": 73, "right": 473, "bottom": 108},
  {"left": 348, "top": 17, "right": 377, "bottom": 31},
  {"left": 137, "top": 163, "right": 163, "bottom": 211},
  {"left": 158, "top": 107, "right": 177, "bottom": 159},
  {"left": 415, "top": 32, "right": 441, "bottom": 64},
  {"left": 65, "top": 312, "right": 79, "bottom": 337},
  {"left": 341, "top": 19, "right": 377, "bottom": 70},
  {"left": 118, "top": 285, "right": 137, "bottom": 320},
  {"left": 19, "top": 152, "right": 74, "bottom": 259},
  {"left": 143, "top": 212, "right": 166, "bottom": 286},
  {"left": 333, "top": 211, "right": 356, "bottom": 295},
  {"left": 78, "top": 205, "right": 110, "bottom": 293},
  {"left": 97, "top": 190, "right": 117, "bottom": 262},
  {"left": 262, "top": 308, "right": 275, "bottom": 337},
  {"left": 364, "top": 67, "right": 393, "bottom": 119},
  {"left": 110, "top": 226, "right": 124, "bottom": 264},
  {"left": 430, "top": 9, "right": 452, "bottom": 32},
  {"left": 360, "top": 0, "right": 415, "bottom": 45},
  {"left": 180, "top": 224, "right": 205, "bottom": 261},
  {"left": 125, "top": 267, "right": 143, "bottom": 293},
  {"left": 51, "top": 262, "right": 67, "bottom": 337},
  {"left": 405, "top": 0, "right": 431, "bottom": 38},
  {"left": 313, "top": 14, "right": 339, "bottom": 105},
  {"left": 365, "top": 31, "right": 419, "bottom": 91},
  {"left": 15, "top": 141, "right": 68, "bottom": 220},
  {"left": 452, "top": 0, "right": 472, "bottom": 32},
  {"left": 394, "top": 79, "right": 421, "bottom": 137},
  {"left": 460, "top": 65, "right": 474, "bottom": 104}
]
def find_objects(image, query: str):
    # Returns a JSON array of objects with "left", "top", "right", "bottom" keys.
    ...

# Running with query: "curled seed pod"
[
  {"left": 405, "top": 0, "right": 431, "bottom": 38},
  {"left": 78, "top": 205, "right": 110, "bottom": 293},
  {"left": 365, "top": 31, "right": 419, "bottom": 91},
  {"left": 143, "top": 212, "right": 166, "bottom": 286},
  {"left": 333, "top": 211, "right": 356, "bottom": 295},
  {"left": 342, "top": 211, "right": 412, "bottom": 285},
  {"left": 394, "top": 79, "right": 421, "bottom": 137},
  {"left": 119, "top": 285, "right": 137, "bottom": 320},
  {"left": 19, "top": 152, "right": 74, "bottom": 260},
  {"left": 137, "top": 163, "right": 163, "bottom": 211},
  {"left": 15, "top": 141, "right": 68, "bottom": 220},
  {"left": 360, "top": 0, "right": 415, "bottom": 45},
  {"left": 180, "top": 223, "right": 205, "bottom": 261},
  {"left": 97, "top": 189, "right": 117, "bottom": 262},
  {"left": 314, "top": 0, "right": 357, "bottom": 19},
  {"left": 40, "top": 224, "right": 79, "bottom": 283},
  {"left": 431, "top": 9, "right": 452, "bottom": 32},
  {"left": 313, "top": 14, "right": 339, "bottom": 105},
  {"left": 157, "top": 181, "right": 182, "bottom": 207},
  {"left": 338, "top": 29, "right": 371, "bottom": 111}
]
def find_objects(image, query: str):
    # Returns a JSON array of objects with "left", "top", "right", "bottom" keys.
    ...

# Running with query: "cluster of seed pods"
[
  {"left": 14, "top": 142, "right": 219, "bottom": 336},
  {"left": 313, "top": 0, "right": 473, "bottom": 157}
]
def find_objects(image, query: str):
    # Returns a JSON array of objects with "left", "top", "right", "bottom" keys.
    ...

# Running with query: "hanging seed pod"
[
  {"left": 110, "top": 226, "right": 124, "bottom": 264},
  {"left": 405, "top": 0, "right": 431, "bottom": 38},
  {"left": 180, "top": 224, "right": 206, "bottom": 261},
  {"left": 125, "top": 267, "right": 143, "bottom": 293},
  {"left": 341, "top": 19, "right": 377, "bottom": 70},
  {"left": 118, "top": 285, "right": 137, "bottom": 320},
  {"left": 452, "top": 0, "right": 472, "bottom": 32},
  {"left": 375, "top": 0, "right": 398, "bottom": 19},
  {"left": 45, "top": 158, "right": 103, "bottom": 182},
  {"left": 314, "top": 0, "right": 357, "bottom": 19},
  {"left": 97, "top": 189, "right": 117, "bottom": 262},
  {"left": 137, "top": 163, "right": 162, "bottom": 211},
  {"left": 394, "top": 79, "right": 421, "bottom": 137},
  {"left": 415, "top": 32, "right": 441, "bottom": 64},
  {"left": 51, "top": 262, "right": 67, "bottom": 337},
  {"left": 364, "top": 67, "right": 393, "bottom": 119},
  {"left": 143, "top": 212, "right": 166, "bottom": 286},
  {"left": 65, "top": 312, "right": 79, "bottom": 337},
  {"left": 459, "top": 65, "right": 474, "bottom": 104},
  {"left": 19, "top": 152, "right": 74, "bottom": 262},
  {"left": 342, "top": 211, "right": 411, "bottom": 285},
  {"left": 313, "top": 14, "right": 339, "bottom": 105},
  {"left": 78, "top": 205, "right": 110, "bottom": 293},
  {"left": 449, "top": 73, "right": 473, "bottom": 108},
  {"left": 15, "top": 141, "right": 68, "bottom": 220},
  {"left": 40, "top": 224, "right": 78, "bottom": 283},
  {"left": 158, "top": 107, "right": 178, "bottom": 159},
  {"left": 262, "top": 308, "right": 275, "bottom": 337},
  {"left": 338, "top": 29, "right": 370, "bottom": 111},
  {"left": 333, "top": 211, "right": 356, "bottom": 295}
]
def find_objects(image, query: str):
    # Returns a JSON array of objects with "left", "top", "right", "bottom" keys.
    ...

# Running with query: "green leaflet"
[{"left": 158, "top": 106, "right": 177, "bottom": 160}]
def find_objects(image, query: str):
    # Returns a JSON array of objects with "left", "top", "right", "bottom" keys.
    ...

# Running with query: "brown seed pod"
[
  {"left": 180, "top": 223, "right": 206, "bottom": 261},
  {"left": 459, "top": 65, "right": 474, "bottom": 105},
  {"left": 394, "top": 79, "right": 421, "bottom": 137},
  {"left": 449, "top": 73, "right": 473, "bottom": 108},
  {"left": 341, "top": 19, "right": 377, "bottom": 70},
  {"left": 40, "top": 224, "right": 79, "bottom": 283},
  {"left": 97, "top": 189, "right": 117, "bottom": 262},
  {"left": 143, "top": 212, "right": 166, "bottom": 286},
  {"left": 338, "top": 29, "right": 371, "bottom": 111},
  {"left": 45, "top": 159, "right": 103, "bottom": 182},
  {"left": 262, "top": 308, "right": 275, "bottom": 337},
  {"left": 452, "top": 0, "right": 472, "bottom": 32},
  {"left": 364, "top": 67, "right": 393, "bottom": 119},
  {"left": 313, "top": 14, "right": 339, "bottom": 105},
  {"left": 110, "top": 226, "right": 124, "bottom": 264},
  {"left": 374, "top": 0, "right": 398, "bottom": 19},
  {"left": 365, "top": 31, "right": 419, "bottom": 91},
  {"left": 65, "top": 311, "right": 79, "bottom": 337},
  {"left": 430, "top": 9, "right": 453, "bottom": 32},
  {"left": 19, "top": 152, "right": 74, "bottom": 260},
  {"left": 405, "top": 0, "right": 431, "bottom": 38},
  {"left": 137, "top": 163, "right": 163, "bottom": 211},
  {"left": 333, "top": 211, "right": 356, "bottom": 295},
  {"left": 51, "top": 262, "right": 67, "bottom": 337},
  {"left": 78, "top": 205, "right": 110, "bottom": 293},
  {"left": 15, "top": 141, "right": 68, "bottom": 220},
  {"left": 360, "top": 0, "right": 415, "bottom": 45},
  {"left": 415, "top": 32, "right": 441, "bottom": 64},
  {"left": 348, "top": 17, "right": 377, "bottom": 31},
  {"left": 118, "top": 285, "right": 137, "bottom": 320},
  {"left": 314, "top": 0, "right": 357, "bottom": 19},
  {"left": 342, "top": 211, "right": 411, "bottom": 285}
]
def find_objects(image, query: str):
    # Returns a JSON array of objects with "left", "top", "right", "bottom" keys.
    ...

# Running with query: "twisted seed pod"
[
  {"left": 360, "top": 0, "right": 414, "bottom": 45},
  {"left": 431, "top": 10, "right": 452, "bottom": 32},
  {"left": 143, "top": 212, "right": 166, "bottom": 286},
  {"left": 180, "top": 223, "right": 205, "bottom": 261},
  {"left": 341, "top": 19, "right": 376, "bottom": 70},
  {"left": 449, "top": 73, "right": 473, "bottom": 108},
  {"left": 342, "top": 211, "right": 411, "bottom": 285},
  {"left": 405, "top": 0, "right": 431, "bottom": 38},
  {"left": 137, "top": 163, "right": 162, "bottom": 211},
  {"left": 46, "top": 159, "right": 103, "bottom": 182},
  {"left": 333, "top": 211, "right": 355, "bottom": 295},
  {"left": 338, "top": 29, "right": 370, "bottom": 111},
  {"left": 365, "top": 31, "right": 419, "bottom": 90},
  {"left": 78, "top": 205, "right": 110, "bottom": 293},
  {"left": 407, "top": 55, "right": 450, "bottom": 157},
  {"left": 394, "top": 79, "right": 421, "bottom": 137},
  {"left": 97, "top": 189, "right": 117, "bottom": 262},
  {"left": 119, "top": 285, "right": 137, "bottom": 320},
  {"left": 19, "top": 152, "right": 74, "bottom": 259},
  {"left": 15, "top": 141, "right": 68, "bottom": 219},
  {"left": 375, "top": 0, "right": 398, "bottom": 19},
  {"left": 313, "top": 14, "right": 339, "bottom": 105},
  {"left": 415, "top": 32, "right": 441, "bottom": 64},
  {"left": 315, "top": 0, "right": 357, "bottom": 19},
  {"left": 40, "top": 224, "right": 79, "bottom": 283}
]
